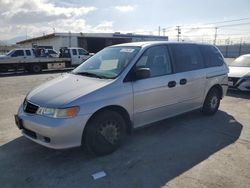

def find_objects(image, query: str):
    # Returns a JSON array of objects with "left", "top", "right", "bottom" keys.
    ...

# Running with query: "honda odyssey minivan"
[{"left": 15, "top": 41, "right": 228, "bottom": 155}]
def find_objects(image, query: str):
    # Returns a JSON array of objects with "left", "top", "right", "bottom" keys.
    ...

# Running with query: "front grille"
[
  {"left": 228, "top": 77, "right": 240, "bottom": 87},
  {"left": 23, "top": 100, "right": 39, "bottom": 114}
]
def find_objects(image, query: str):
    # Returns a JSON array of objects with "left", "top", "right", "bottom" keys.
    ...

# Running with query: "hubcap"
[
  {"left": 210, "top": 96, "right": 218, "bottom": 109},
  {"left": 99, "top": 120, "right": 120, "bottom": 145},
  {"left": 33, "top": 65, "right": 41, "bottom": 72}
]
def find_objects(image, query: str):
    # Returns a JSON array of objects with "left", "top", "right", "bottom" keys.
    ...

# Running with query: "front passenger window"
[{"left": 135, "top": 46, "right": 172, "bottom": 78}]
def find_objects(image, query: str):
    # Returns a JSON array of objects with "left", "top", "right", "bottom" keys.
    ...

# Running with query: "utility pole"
[
  {"left": 25, "top": 29, "right": 28, "bottom": 40},
  {"left": 158, "top": 26, "right": 161, "bottom": 36},
  {"left": 239, "top": 38, "right": 243, "bottom": 56},
  {"left": 162, "top": 28, "right": 166, "bottom": 36},
  {"left": 176, "top": 26, "right": 181, "bottom": 41},
  {"left": 214, "top": 27, "right": 218, "bottom": 45}
]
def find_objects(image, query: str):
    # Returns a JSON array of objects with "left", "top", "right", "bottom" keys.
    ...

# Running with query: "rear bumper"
[{"left": 16, "top": 104, "right": 91, "bottom": 149}]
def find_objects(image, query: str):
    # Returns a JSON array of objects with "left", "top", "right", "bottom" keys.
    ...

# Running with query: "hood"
[
  {"left": 27, "top": 73, "right": 113, "bottom": 107},
  {"left": 228, "top": 66, "right": 250, "bottom": 78},
  {"left": 0, "top": 55, "right": 8, "bottom": 59}
]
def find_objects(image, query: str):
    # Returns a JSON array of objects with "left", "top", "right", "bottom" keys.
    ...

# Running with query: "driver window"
[
  {"left": 135, "top": 46, "right": 172, "bottom": 77},
  {"left": 11, "top": 50, "right": 24, "bottom": 57}
]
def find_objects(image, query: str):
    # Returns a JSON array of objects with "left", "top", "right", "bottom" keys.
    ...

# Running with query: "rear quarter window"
[{"left": 200, "top": 45, "right": 224, "bottom": 67}]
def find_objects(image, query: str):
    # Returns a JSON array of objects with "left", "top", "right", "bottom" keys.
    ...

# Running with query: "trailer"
[{"left": 0, "top": 47, "right": 92, "bottom": 73}]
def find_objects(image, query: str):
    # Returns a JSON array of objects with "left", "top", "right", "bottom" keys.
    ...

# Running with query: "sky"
[{"left": 0, "top": 0, "right": 250, "bottom": 44}]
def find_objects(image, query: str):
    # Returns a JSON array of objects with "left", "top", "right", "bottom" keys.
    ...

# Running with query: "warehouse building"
[{"left": 17, "top": 32, "right": 168, "bottom": 53}]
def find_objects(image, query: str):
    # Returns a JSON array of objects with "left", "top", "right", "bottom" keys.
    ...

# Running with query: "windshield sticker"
[{"left": 120, "top": 48, "right": 135, "bottom": 53}]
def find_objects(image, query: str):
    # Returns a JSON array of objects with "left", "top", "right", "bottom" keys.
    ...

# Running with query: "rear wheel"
[
  {"left": 202, "top": 88, "right": 221, "bottom": 115},
  {"left": 83, "top": 110, "right": 126, "bottom": 156},
  {"left": 31, "top": 64, "right": 42, "bottom": 73}
]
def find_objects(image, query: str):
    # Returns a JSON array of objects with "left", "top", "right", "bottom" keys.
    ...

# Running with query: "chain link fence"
[{"left": 216, "top": 44, "right": 250, "bottom": 58}]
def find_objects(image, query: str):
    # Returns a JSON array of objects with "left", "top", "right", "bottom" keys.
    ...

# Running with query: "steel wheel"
[{"left": 84, "top": 110, "right": 126, "bottom": 156}]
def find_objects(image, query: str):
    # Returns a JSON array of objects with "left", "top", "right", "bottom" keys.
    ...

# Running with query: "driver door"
[{"left": 132, "top": 45, "right": 179, "bottom": 127}]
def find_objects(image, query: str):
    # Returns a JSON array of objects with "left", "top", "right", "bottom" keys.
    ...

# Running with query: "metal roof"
[{"left": 17, "top": 32, "right": 168, "bottom": 44}]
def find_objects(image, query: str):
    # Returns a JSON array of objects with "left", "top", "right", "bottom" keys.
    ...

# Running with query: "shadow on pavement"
[
  {"left": 227, "top": 90, "right": 250, "bottom": 99},
  {"left": 0, "top": 110, "right": 242, "bottom": 188}
]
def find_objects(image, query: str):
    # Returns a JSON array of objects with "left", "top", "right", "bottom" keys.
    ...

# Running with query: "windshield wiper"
[{"left": 73, "top": 71, "right": 109, "bottom": 79}]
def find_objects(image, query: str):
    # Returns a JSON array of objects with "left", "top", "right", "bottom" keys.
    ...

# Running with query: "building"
[
  {"left": 16, "top": 32, "right": 168, "bottom": 53},
  {"left": 0, "top": 45, "right": 17, "bottom": 55}
]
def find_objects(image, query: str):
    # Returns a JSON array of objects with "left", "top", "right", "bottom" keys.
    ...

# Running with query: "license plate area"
[{"left": 228, "top": 81, "right": 234, "bottom": 86}]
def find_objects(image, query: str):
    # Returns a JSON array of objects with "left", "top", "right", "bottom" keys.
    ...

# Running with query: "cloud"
[
  {"left": 0, "top": 0, "right": 97, "bottom": 40},
  {"left": 0, "top": 0, "right": 96, "bottom": 25},
  {"left": 94, "top": 21, "right": 113, "bottom": 31},
  {"left": 115, "top": 5, "right": 136, "bottom": 12}
]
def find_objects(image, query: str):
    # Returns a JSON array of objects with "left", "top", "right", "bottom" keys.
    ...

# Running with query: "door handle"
[
  {"left": 180, "top": 78, "right": 187, "bottom": 85},
  {"left": 168, "top": 81, "right": 176, "bottom": 88}
]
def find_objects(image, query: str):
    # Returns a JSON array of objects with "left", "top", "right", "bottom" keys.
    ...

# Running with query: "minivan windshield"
[
  {"left": 229, "top": 55, "right": 250, "bottom": 67},
  {"left": 72, "top": 46, "right": 141, "bottom": 79}
]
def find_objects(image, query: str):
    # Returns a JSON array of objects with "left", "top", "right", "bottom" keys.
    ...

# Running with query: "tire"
[
  {"left": 83, "top": 110, "right": 126, "bottom": 156},
  {"left": 0, "top": 65, "right": 8, "bottom": 72},
  {"left": 202, "top": 88, "right": 221, "bottom": 115},
  {"left": 31, "top": 64, "right": 42, "bottom": 73}
]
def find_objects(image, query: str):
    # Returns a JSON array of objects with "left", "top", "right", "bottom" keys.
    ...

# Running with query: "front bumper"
[
  {"left": 228, "top": 77, "right": 250, "bottom": 91},
  {"left": 15, "top": 104, "right": 91, "bottom": 149}
]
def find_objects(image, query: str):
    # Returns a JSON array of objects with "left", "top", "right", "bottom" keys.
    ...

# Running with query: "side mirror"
[{"left": 135, "top": 68, "right": 150, "bottom": 80}]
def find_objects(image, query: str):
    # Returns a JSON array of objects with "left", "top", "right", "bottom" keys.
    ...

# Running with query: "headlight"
[{"left": 36, "top": 106, "right": 79, "bottom": 118}]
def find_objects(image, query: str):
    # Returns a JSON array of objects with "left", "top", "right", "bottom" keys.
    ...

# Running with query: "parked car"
[
  {"left": 15, "top": 42, "right": 228, "bottom": 156},
  {"left": 44, "top": 49, "right": 59, "bottom": 58},
  {"left": 228, "top": 54, "right": 250, "bottom": 91}
]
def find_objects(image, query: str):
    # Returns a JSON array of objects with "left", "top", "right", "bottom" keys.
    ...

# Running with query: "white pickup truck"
[
  {"left": 0, "top": 47, "right": 92, "bottom": 73},
  {"left": 59, "top": 47, "right": 93, "bottom": 65}
]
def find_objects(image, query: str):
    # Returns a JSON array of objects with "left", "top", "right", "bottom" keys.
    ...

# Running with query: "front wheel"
[
  {"left": 83, "top": 110, "right": 126, "bottom": 156},
  {"left": 202, "top": 88, "right": 221, "bottom": 115}
]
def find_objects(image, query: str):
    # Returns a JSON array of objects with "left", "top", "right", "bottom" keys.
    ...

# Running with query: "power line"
[
  {"left": 203, "top": 17, "right": 250, "bottom": 25},
  {"left": 218, "top": 22, "right": 250, "bottom": 28},
  {"left": 162, "top": 17, "right": 250, "bottom": 33}
]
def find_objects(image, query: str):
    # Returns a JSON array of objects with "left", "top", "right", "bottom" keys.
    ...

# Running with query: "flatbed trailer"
[
  {"left": 0, "top": 47, "right": 92, "bottom": 73},
  {"left": 0, "top": 57, "right": 72, "bottom": 73}
]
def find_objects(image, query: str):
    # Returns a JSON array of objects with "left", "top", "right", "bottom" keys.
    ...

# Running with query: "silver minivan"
[{"left": 15, "top": 42, "right": 228, "bottom": 155}]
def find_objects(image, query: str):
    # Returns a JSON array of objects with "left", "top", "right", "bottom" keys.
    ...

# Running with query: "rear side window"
[
  {"left": 72, "top": 49, "right": 77, "bottom": 55},
  {"left": 200, "top": 45, "right": 224, "bottom": 67},
  {"left": 170, "top": 44, "right": 204, "bottom": 72},
  {"left": 25, "top": 50, "right": 31, "bottom": 56}
]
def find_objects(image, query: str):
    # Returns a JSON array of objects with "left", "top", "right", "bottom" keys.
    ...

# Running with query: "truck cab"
[
  {"left": 59, "top": 47, "right": 92, "bottom": 66},
  {"left": 3, "top": 48, "right": 36, "bottom": 59}
]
